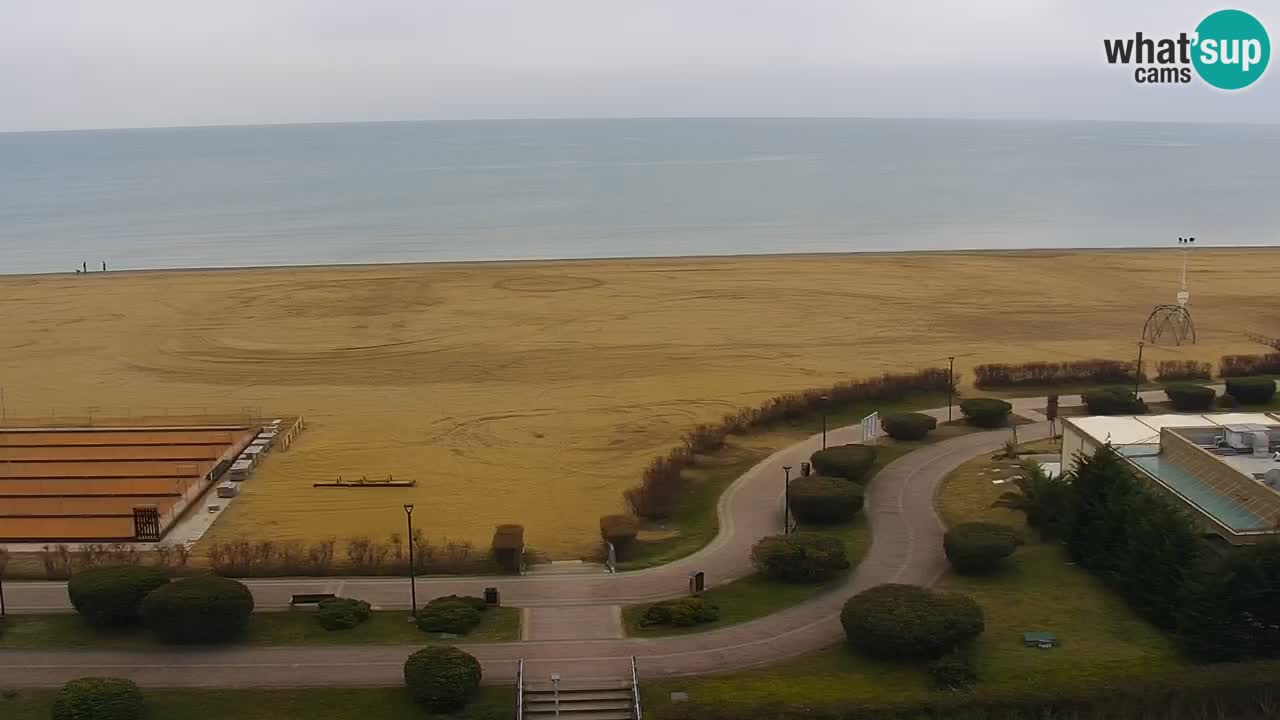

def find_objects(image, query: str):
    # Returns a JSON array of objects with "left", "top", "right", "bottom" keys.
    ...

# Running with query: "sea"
[{"left": 1, "top": 117, "right": 1278, "bottom": 275}]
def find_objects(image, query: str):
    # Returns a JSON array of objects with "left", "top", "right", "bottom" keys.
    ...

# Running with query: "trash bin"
[
  {"left": 800, "top": 461, "right": 811, "bottom": 477},
  {"left": 484, "top": 587, "right": 500, "bottom": 607},
  {"left": 688, "top": 571, "right": 705, "bottom": 595}
]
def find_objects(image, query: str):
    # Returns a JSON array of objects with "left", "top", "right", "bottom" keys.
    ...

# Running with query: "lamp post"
[
  {"left": 782, "top": 465, "right": 793, "bottom": 534},
  {"left": 947, "top": 356, "right": 956, "bottom": 423},
  {"left": 1134, "top": 341, "right": 1145, "bottom": 397},
  {"left": 403, "top": 504, "right": 417, "bottom": 617},
  {"left": 820, "top": 395, "right": 830, "bottom": 450}
]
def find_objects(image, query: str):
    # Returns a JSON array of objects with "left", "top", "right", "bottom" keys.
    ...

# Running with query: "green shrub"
[
  {"left": 750, "top": 532, "right": 849, "bottom": 583},
  {"left": 1224, "top": 377, "right": 1277, "bottom": 405},
  {"left": 416, "top": 601, "right": 482, "bottom": 634},
  {"left": 67, "top": 566, "right": 169, "bottom": 628},
  {"left": 315, "top": 597, "right": 372, "bottom": 631},
  {"left": 880, "top": 412, "right": 937, "bottom": 441},
  {"left": 1164, "top": 383, "right": 1217, "bottom": 411},
  {"left": 1081, "top": 387, "right": 1147, "bottom": 415},
  {"left": 943, "top": 522, "right": 1022, "bottom": 574},
  {"left": 403, "top": 646, "right": 482, "bottom": 712},
  {"left": 928, "top": 648, "right": 978, "bottom": 691},
  {"left": 788, "top": 475, "right": 864, "bottom": 524},
  {"left": 51, "top": 677, "right": 144, "bottom": 720},
  {"left": 959, "top": 398, "right": 1012, "bottom": 428},
  {"left": 139, "top": 575, "right": 254, "bottom": 644},
  {"left": 427, "top": 595, "right": 488, "bottom": 612},
  {"left": 599, "top": 514, "right": 639, "bottom": 559},
  {"left": 810, "top": 444, "right": 877, "bottom": 483},
  {"left": 640, "top": 597, "right": 720, "bottom": 627},
  {"left": 841, "top": 584, "right": 985, "bottom": 660}
]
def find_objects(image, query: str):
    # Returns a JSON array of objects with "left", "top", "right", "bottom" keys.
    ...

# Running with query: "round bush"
[
  {"left": 51, "top": 677, "right": 144, "bottom": 720},
  {"left": 67, "top": 566, "right": 169, "bottom": 628},
  {"left": 810, "top": 444, "right": 877, "bottom": 483},
  {"left": 788, "top": 475, "right": 864, "bottom": 524},
  {"left": 841, "top": 584, "right": 985, "bottom": 660},
  {"left": 403, "top": 646, "right": 482, "bottom": 712},
  {"left": 599, "top": 514, "right": 639, "bottom": 558},
  {"left": 881, "top": 412, "right": 937, "bottom": 441},
  {"left": 943, "top": 522, "right": 1022, "bottom": 575},
  {"left": 427, "top": 595, "right": 488, "bottom": 612},
  {"left": 1225, "top": 377, "right": 1277, "bottom": 405},
  {"left": 416, "top": 601, "right": 483, "bottom": 634},
  {"left": 928, "top": 649, "right": 978, "bottom": 691},
  {"left": 1081, "top": 388, "right": 1147, "bottom": 416},
  {"left": 750, "top": 532, "right": 850, "bottom": 583},
  {"left": 639, "top": 597, "right": 720, "bottom": 628},
  {"left": 1164, "top": 383, "right": 1216, "bottom": 412},
  {"left": 139, "top": 575, "right": 254, "bottom": 644},
  {"left": 316, "top": 597, "right": 372, "bottom": 631},
  {"left": 959, "top": 398, "right": 1012, "bottom": 428}
]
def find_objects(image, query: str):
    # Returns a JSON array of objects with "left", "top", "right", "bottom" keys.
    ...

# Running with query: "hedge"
[
  {"left": 1224, "top": 377, "right": 1277, "bottom": 405},
  {"left": 639, "top": 597, "right": 720, "bottom": 627},
  {"left": 1219, "top": 353, "right": 1280, "bottom": 377},
  {"left": 316, "top": 597, "right": 372, "bottom": 631},
  {"left": 51, "top": 677, "right": 145, "bottom": 720},
  {"left": 959, "top": 398, "right": 1012, "bottom": 428},
  {"left": 428, "top": 594, "right": 488, "bottom": 612},
  {"left": 139, "top": 575, "right": 254, "bottom": 644},
  {"left": 973, "top": 359, "right": 1140, "bottom": 388},
  {"left": 67, "top": 565, "right": 169, "bottom": 628},
  {"left": 943, "top": 522, "right": 1022, "bottom": 574},
  {"left": 750, "top": 533, "right": 850, "bottom": 583},
  {"left": 880, "top": 412, "right": 937, "bottom": 441},
  {"left": 840, "top": 584, "right": 985, "bottom": 660},
  {"left": 1164, "top": 383, "right": 1216, "bottom": 411},
  {"left": 928, "top": 648, "right": 978, "bottom": 691},
  {"left": 600, "top": 514, "right": 639, "bottom": 559},
  {"left": 416, "top": 601, "right": 483, "bottom": 635},
  {"left": 403, "top": 646, "right": 482, "bottom": 712},
  {"left": 1156, "top": 359, "right": 1212, "bottom": 382},
  {"left": 1081, "top": 387, "right": 1147, "bottom": 415},
  {"left": 788, "top": 475, "right": 864, "bottom": 524},
  {"left": 810, "top": 444, "right": 877, "bottom": 483},
  {"left": 491, "top": 524, "right": 524, "bottom": 574}
]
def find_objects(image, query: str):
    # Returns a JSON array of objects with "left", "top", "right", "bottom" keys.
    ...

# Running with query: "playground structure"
[{"left": 0, "top": 416, "right": 304, "bottom": 543}]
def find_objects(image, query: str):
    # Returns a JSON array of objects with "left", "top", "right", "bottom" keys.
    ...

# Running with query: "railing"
[
  {"left": 515, "top": 658, "right": 524, "bottom": 720},
  {"left": 630, "top": 655, "right": 642, "bottom": 719}
]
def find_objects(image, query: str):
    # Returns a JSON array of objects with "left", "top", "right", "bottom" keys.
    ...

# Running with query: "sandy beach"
[{"left": 0, "top": 248, "right": 1275, "bottom": 557}]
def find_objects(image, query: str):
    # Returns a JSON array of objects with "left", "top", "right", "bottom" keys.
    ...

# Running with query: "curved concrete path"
[{"left": 13, "top": 384, "right": 1188, "bottom": 688}]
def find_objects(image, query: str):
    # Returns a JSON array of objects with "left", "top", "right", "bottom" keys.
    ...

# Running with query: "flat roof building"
[{"left": 1062, "top": 412, "right": 1280, "bottom": 545}]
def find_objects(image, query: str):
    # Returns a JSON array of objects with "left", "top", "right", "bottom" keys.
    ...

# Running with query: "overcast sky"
[{"left": 1, "top": 1, "right": 1276, "bottom": 132}]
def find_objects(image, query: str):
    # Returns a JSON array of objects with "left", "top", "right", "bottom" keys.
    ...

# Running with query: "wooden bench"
[{"left": 289, "top": 593, "right": 337, "bottom": 607}]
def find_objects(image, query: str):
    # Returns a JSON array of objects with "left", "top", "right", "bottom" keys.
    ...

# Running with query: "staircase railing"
[
  {"left": 515, "top": 658, "right": 524, "bottom": 720},
  {"left": 630, "top": 655, "right": 642, "bottom": 719}
]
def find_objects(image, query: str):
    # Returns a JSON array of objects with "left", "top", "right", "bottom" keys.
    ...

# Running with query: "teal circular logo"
[{"left": 1192, "top": 9, "right": 1270, "bottom": 90}]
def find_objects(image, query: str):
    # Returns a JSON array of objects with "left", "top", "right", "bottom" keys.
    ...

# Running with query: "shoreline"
[{"left": 4, "top": 244, "right": 1276, "bottom": 281}]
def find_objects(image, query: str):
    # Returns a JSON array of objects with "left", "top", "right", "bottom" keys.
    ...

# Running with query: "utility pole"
[
  {"left": 1134, "top": 341, "right": 1145, "bottom": 397},
  {"left": 947, "top": 356, "right": 955, "bottom": 423},
  {"left": 782, "top": 466, "right": 792, "bottom": 534}
]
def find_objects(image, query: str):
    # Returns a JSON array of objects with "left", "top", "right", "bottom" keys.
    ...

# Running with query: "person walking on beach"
[
  {"left": 82, "top": 261, "right": 87, "bottom": 273},
  {"left": 101, "top": 261, "right": 107, "bottom": 271}
]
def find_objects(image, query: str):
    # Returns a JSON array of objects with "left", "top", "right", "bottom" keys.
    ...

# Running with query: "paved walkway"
[{"left": 1, "top": 389, "right": 1164, "bottom": 688}]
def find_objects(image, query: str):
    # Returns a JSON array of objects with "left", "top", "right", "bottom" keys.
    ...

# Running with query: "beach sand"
[{"left": 0, "top": 249, "right": 1275, "bottom": 557}]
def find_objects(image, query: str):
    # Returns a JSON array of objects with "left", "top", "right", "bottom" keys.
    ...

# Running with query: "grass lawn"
[
  {"left": 0, "top": 606, "right": 520, "bottom": 649},
  {"left": 617, "top": 393, "right": 951, "bottom": 570},
  {"left": 621, "top": 419, "right": 984, "bottom": 636},
  {"left": 0, "top": 686, "right": 514, "bottom": 720},
  {"left": 640, "top": 436, "right": 1190, "bottom": 717}
]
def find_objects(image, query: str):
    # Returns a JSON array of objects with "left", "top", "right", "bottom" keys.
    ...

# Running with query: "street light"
[
  {"left": 782, "top": 465, "right": 793, "bottom": 534},
  {"left": 947, "top": 356, "right": 956, "bottom": 423},
  {"left": 820, "top": 395, "right": 830, "bottom": 450},
  {"left": 403, "top": 504, "right": 417, "bottom": 617},
  {"left": 1134, "top": 341, "right": 1145, "bottom": 397}
]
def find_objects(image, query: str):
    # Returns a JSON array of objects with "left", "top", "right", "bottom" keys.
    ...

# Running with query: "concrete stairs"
[{"left": 522, "top": 679, "right": 637, "bottom": 720}]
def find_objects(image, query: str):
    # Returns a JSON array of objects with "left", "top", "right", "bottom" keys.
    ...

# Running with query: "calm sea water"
[{"left": 1, "top": 118, "right": 1278, "bottom": 274}]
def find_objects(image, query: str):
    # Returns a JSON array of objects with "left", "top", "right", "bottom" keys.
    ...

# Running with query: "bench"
[{"left": 289, "top": 593, "right": 337, "bottom": 607}]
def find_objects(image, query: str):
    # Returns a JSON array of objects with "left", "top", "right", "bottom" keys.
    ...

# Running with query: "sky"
[{"left": 1, "top": 0, "right": 1277, "bottom": 132}]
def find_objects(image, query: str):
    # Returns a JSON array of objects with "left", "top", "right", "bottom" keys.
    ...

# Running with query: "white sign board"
[{"left": 861, "top": 412, "right": 880, "bottom": 445}]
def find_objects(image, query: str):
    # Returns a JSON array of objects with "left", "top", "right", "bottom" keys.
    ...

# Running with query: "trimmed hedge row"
[
  {"left": 1081, "top": 387, "right": 1147, "bottom": 415},
  {"left": 974, "top": 359, "right": 1141, "bottom": 388},
  {"left": 943, "top": 522, "right": 1022, "bottom": 575},
  {"left": 639, "top": 597, "right": 719, "bottom": 628},
  {"left": 51, "top": 678, "right": 145, "bottom": 720},
  {"left": 1224, "top": 377, "right": 1276, "bottom": 405},
  {"left": 840, "top": 584, "right": 985, "bottom": 660},
  {"left": 750, "top": 533, "right": 849, "bottom": 583},
  {"left": 1219, "top": 353, "right": 1280, "bottom": 377},
  {"left": 789, "top": 475, "right": 864, "bottom": 524},
  {"left": 810, "top": 444, "right": 877, "bottom": 483},
  {"left": 1156, "top": 359, "right": 1212, "bottom": 382},
  {"left": 959, "top": 398, "right": 1011, "bottom": 428},
  {"left": 316, "top": 597, "right": 371, "bottom": 631},
  {"left": 1164, "top": 383, "right": 1216, "bottom": 411},
  {"left": 67, "top": 566, "right": 169, "bottom": 628},
  {"left": 139, "top": 575, "right": 254, "bottom": 644},
  {"left": 880, "top": 412, "right": 937, "bottom": 441}
]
